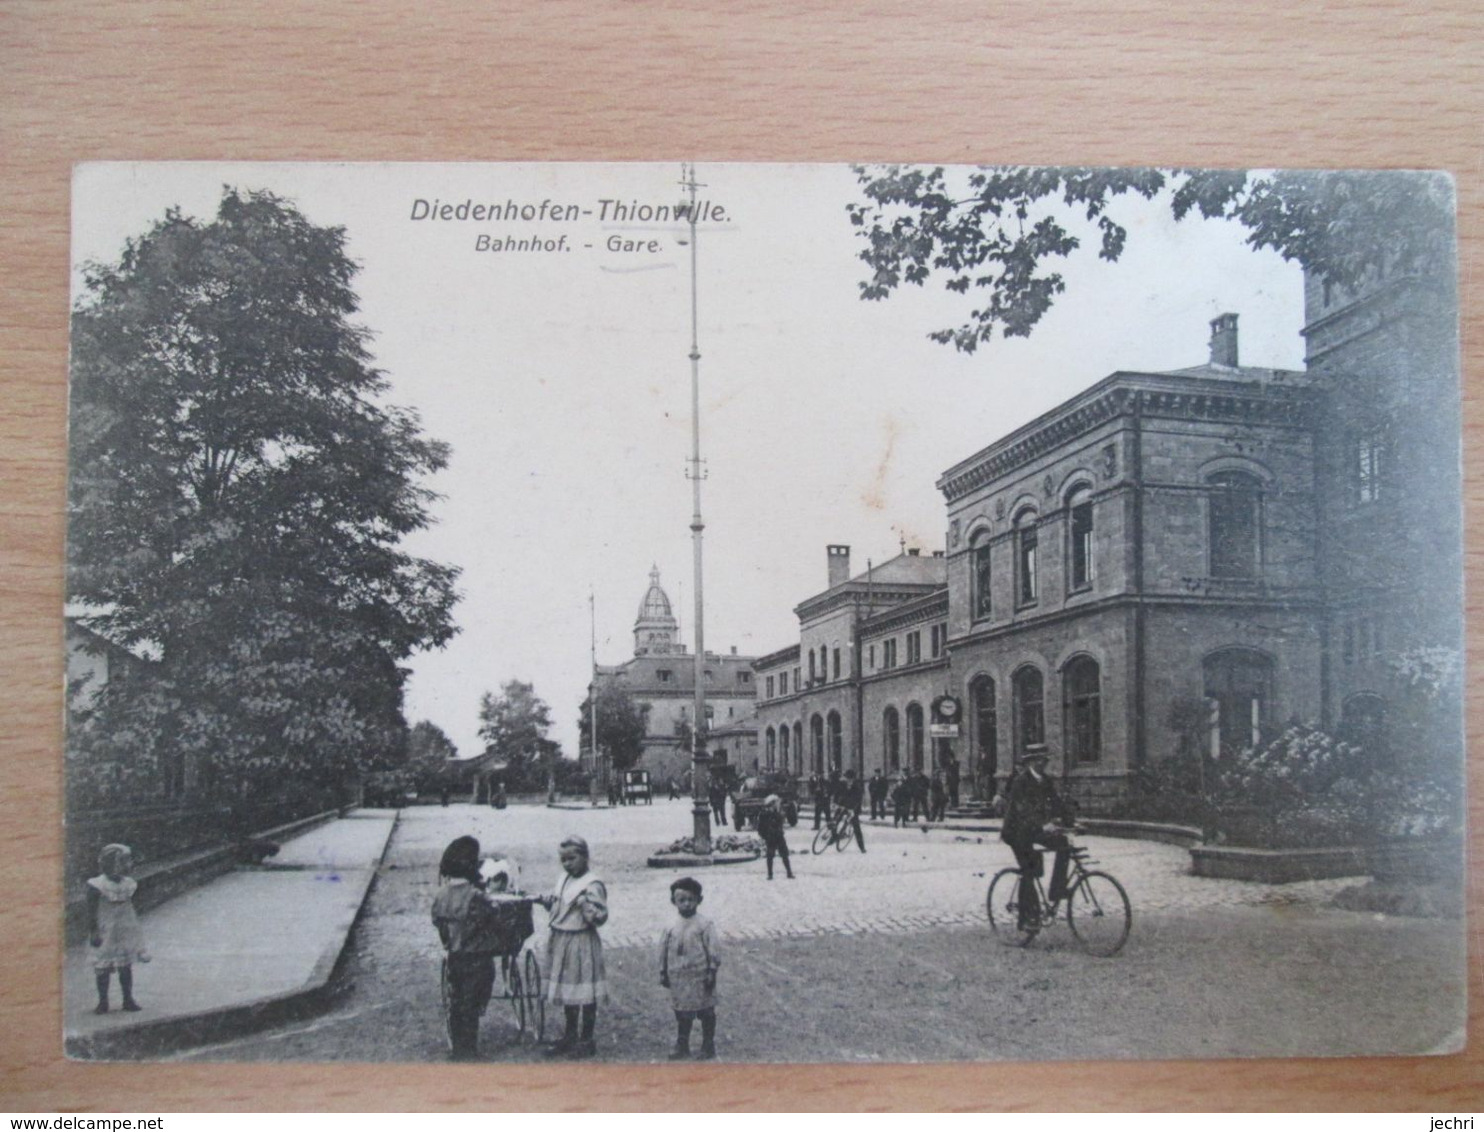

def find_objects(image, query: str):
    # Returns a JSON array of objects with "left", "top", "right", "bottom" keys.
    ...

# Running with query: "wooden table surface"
[{"left": 2, "top": 0, "right": 1481, "bottom": 1112}]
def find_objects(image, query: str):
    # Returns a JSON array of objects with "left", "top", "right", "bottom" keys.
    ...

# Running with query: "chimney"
[
  {"left": 730, "top": 645, "right": 737, "bottom": 656},
  {"left": 827, "top": 544, "right": 851, "bottom": 588},
  {"left": 907, "top": 547, "right": 920, "bottom": 557},
  {"left": 1209, "top": 313, "right": 1239, "bottom": 368}
]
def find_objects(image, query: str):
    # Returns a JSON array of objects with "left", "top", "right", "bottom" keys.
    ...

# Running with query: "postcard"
[{"left": 64, "top": 162, "right": 1465, "bottom": 1062}]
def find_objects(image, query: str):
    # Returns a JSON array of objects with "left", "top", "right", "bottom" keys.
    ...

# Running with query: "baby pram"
[{"left": 440, "top": 893, "right": 545, "bottom": 1046}]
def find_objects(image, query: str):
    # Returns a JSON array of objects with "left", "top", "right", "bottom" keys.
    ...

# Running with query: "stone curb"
[
  {"left": 64, "top": 810, "right": 401, "bottom": 1061},
  {"left": 645, "top": 852, "right": 759, "bottom": 868}
]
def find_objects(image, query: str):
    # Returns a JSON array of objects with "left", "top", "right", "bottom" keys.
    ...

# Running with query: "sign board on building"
[{"left": 929, "top": 723, "right": 960, "bottom": 738}]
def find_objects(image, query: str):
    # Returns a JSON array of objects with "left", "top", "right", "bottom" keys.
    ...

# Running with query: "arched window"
[
  {"left": 779, "top": 722, "right": 790, "bottom": 767},
  {"left": 1063, "top": 656, "right": 1101, "bottom": 764},
  {"left": 1203, "top": 648, "right": 1273, "bottom": 758},
  {"left": 1339, "top": 693, "right": 1389, "bottom": 768},
  {"left": 1012, "top": 665, "right": 1045, "bottom": 756},
  {"left": 810, "top": 714, "right": 825, "bottom": 774},
  {"left": 971, "top": 528, "right": 993, "bottom": 620},
  {"left": 1067, "top": 485, "right": 1095, "bottom": 591},
  {"left": 970, "top": 675, "right": 998, "bottom": 784},
  {"left": 906, "top": 703, "right": 925, "bottom": 770},
  {"left": 793, "top": 721, "right": 804, "bottom": 775},
  {"left": 765, "top": 726, "right": 777, "bottom": 769},
  {"left": 1015, "top": 509, "right": 1039, "bottom": 605},
  {"left": 827, "top": 711, "right": 843, "bottom": 773},
  {"left": 1207, "top": 471, "right": 1262, "bottom": 579},
  {"left": 883, "top": 706, "right": 901, "bottom": 772}
]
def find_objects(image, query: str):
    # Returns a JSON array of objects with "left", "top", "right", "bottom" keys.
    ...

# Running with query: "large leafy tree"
[
  {"left": 577, "top": 683, "right": 649, "bottom": 773},
  {"left": 849, "top": 166, "right": 1454, "bottom": 353},
  {"left": 405, "top": 719, "right": 460, "bottom": 791},
  {"left": 68, "top": 188, "right": 460, "bottom": 802},
  {"left": 478, "top": 680, "right": 559, "bottom": 791}
]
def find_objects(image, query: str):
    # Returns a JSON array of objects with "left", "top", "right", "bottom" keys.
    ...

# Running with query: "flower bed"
[{"left": 646, "top": 833, "right": 763, "bottom": 868}]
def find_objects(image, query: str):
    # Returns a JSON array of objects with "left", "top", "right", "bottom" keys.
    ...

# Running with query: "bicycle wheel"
[
  {"left": 523, "top": 949, "right": 545, "bottom": 1042},
  {"left": 833, "top": 822, "right": 852, "bottom": 852},
  {"left": 1067, "top": 870, "right": 1132, "bottom": 957},
  {"left": 986, "top": 868, "right": 1036, "bottom": 945},
  {"left": 507, "top": 956, "right": 527, "bottom": 1035},
  {"left": 439, "top": 957, "right": 455, "bottom": 1051},
  {"left": 811, "top": 825, "right": 832, "bottom": 855}
]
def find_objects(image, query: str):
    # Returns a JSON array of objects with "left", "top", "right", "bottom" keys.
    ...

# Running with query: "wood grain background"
[{"left": 2, "top": 0, "right": 1480, "bottom": 1112}]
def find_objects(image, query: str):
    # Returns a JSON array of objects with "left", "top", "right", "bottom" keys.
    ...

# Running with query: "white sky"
[{"left": 70, "top": 162, "right": 1305, "bottom": 759}]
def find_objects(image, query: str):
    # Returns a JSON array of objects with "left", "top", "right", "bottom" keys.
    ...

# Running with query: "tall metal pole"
[
  {"left": 590, "top": 591, "right": 601, "bottom": 805},
  {"left": 682, "top": 163, "right": 712, "bottom": 854}
]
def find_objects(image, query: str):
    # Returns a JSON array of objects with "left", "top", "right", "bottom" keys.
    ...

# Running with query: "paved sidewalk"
[{"left": 64, "top": 808, "right": 398, "bottom": 1058}]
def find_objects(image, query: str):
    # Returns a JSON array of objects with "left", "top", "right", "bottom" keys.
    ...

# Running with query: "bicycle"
[
  {"left": 811, "top": 806, "right": 859, "bottom": 854},
  {"left": 985, "top": 830, "right": 1131, "bottom": 956}
]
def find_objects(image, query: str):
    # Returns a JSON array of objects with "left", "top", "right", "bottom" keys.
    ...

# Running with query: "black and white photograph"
[{"left": 62, "top": 161, "right": 1466, "bottom": 1065}]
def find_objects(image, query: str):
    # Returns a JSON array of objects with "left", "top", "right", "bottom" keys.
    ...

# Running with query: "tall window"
[
  {"left": 810, "top": 714, "right": 825, "bottom": 774},
  {"left": 1203, "top": 648, "right": 1273, "bottom": 758},
  {"left": 765, "top": 675, "right": 775, "bottom": 699},
  {"left": 808, "top": 650, "right": 817, "bottom": 685},
  {"left": 906, "top": 703, "right": 925, "bottom": 770},
  {"left": 971, "top": 675, "right": 998, "bottom": 784},
  {"left": 779, "top": 671, "right": 789, "bottom": 695},
  {"left": 765, "top": 727, "right": 776, "bottom": 769},
  {"left": 1068, "top": 485, "right": 1094, "bottom": 591},
  {"left": 869, "top": 644, "right": 876, "bottom": 670},
  {"left": 793, "top": 722, "right": 803, "bottom": 775},
  {"left": 1207, "top": 471, "right": 1262, "bottom": 579},
  {"left": 779, "top": 723, "right": 790, "bottom": 767},
  {"left": 883, "top": 706, "right": 901, "bottom": 771},
  {"left": 1012, "top": 665, "right": 1045, "bottom": 756},
  {"left": 972, "top": 530, "right": 993, "bottom": 619},
  {"left": 1063, "top": 656, "right": 1101, "bottom": 764},
  {"left": 883, "top": 638, "right": 898, "bottom": 669},
  {"left": 1016, "top": 510, "right": 1039, "bottom": 605},
  {"left": 832, "top": 647, "right": 841, "bottom": 681},
  {"left": 1354, "top": 429, "right": 1389, "bottom": 504},
  {"left": 906, "top": 631, "right": 921, "bottom": 664},
  {"left": 793, "top": 666, "right": 801, "bottom": 692},
  {"left": 827, "top": 711, "right": 843, "bottom": 772}
]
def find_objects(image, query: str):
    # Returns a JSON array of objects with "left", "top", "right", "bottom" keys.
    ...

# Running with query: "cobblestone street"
[
  {"left": 388, "top": 799, "right": 1360, "bottom": 948},
  {"left": 165, "top": 799, "right": 1465, "bottom": 1065}
]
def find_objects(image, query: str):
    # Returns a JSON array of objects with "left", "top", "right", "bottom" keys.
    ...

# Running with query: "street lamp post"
[{"left": 679, "top": 163, "right": 711, "bottom": 855}]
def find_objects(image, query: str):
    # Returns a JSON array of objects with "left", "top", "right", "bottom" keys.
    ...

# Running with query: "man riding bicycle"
[{"left": 999, "top": 748, "right": 1075, "bottom": 933}]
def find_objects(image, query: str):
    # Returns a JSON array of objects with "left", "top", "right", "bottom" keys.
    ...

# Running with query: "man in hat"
[{"left": 999, "top": 749, "right": 1075, "bottom": 935}]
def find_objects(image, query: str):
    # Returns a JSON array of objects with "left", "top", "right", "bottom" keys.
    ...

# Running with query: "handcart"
[{"left": 440, "top": 894, "right": 545, "bottom": 1046}]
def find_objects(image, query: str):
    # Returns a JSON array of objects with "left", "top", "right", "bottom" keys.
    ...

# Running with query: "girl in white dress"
[
  {"left": 538, "top": 835, "right": 607, "bottom": 1058},
  {"left": 86, "top": 843, "right": 149, "bottom": 1013}
]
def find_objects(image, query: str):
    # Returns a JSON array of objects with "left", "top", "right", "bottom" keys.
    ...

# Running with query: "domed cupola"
[{"left": 634, "top": 566, "right": 680, "bottom": 656}]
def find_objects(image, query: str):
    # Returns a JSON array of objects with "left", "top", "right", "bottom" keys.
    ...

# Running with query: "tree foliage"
[
  {"left": 478, "top": 679, "right": 560, "bottom": 791},
  {"left": 405, "top": 719, "right": 459, "bottom": 789},
  {"left": 849, "top": 166, "right": 1455, "bottom": 353},
  {"left": 67, "top": 187, "right": 460, "bottom": 801},
  {"left": 577, "top": 683, "right": 649, "bottom": 773}
]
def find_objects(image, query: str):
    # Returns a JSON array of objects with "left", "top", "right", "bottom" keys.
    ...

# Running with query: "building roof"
[
  {"left": 937, "top": 366, "right": 1318, "bottom": 503},
  {"left": 636, "top": 565, "right": 675, "bottom": 622},
  {"left": 794, "top": 550, "right": 947, "bottom": 621},
  {"left": 602, "top": 651, "right": 758, "bottom": 696}
]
